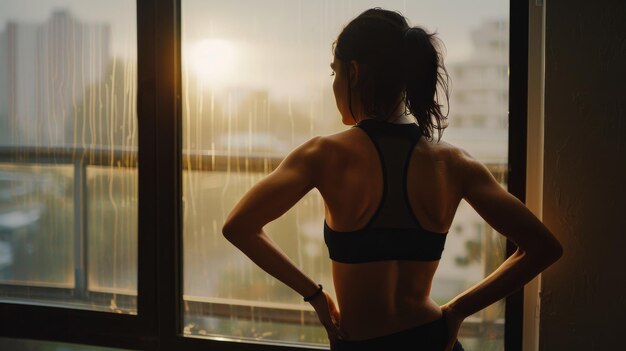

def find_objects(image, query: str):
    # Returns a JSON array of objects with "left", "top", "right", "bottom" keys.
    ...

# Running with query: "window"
[
  {"left": 0, "top": 1, "right": 138, "bottom": 313},
  {"left": 0, "top": 0, "right": 528, "bottom": 350},
  {"left": 181, "top": 1, "right": 509, "bottom": 349}
]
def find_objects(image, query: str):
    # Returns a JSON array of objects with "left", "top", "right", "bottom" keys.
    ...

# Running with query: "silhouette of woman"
[{"left": 223, "top": 8, "right": 562, "bottom": 351}]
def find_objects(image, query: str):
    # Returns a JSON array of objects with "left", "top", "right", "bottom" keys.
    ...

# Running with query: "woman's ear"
[{"left": 349, "top": 60, "right": 360, "bottom": 88}]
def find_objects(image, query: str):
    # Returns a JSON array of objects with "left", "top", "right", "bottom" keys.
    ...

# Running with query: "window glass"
[
  {"left": 181, "top": 1, "right": 508, "bottom": 349},
  {"left": 0, "top": 0, "right": 137, "bottom": 313}
]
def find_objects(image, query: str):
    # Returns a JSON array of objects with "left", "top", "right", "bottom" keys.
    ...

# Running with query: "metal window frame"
[
  {"left": 0, "top": 0, "right": 527, "bottom": 350},
  {"left": 505, "top": 0, "right": 528, "bottom": 350}
]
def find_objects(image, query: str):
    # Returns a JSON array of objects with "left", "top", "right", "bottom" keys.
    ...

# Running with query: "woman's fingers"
[
  {"left": 445, "top": 339, "right": 457, "bottom": 351},
  {"left": 440, "top": 304, "right": 465, "bottom": 351},
  {"left": 311, "top": 292, "right": 348, "bottom": 342}
]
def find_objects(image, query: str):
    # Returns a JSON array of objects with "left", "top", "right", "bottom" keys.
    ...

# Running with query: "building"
[
  {"left": 448, "top": 19, "right": 509, "bottom": 130},
  {"left": 0, "top": 10, "right": 110, "bottom": 147}
]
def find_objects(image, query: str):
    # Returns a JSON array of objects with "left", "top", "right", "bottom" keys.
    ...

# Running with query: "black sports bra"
[{"left": 323, "top": 118, "right": 448, "bottom": 263}]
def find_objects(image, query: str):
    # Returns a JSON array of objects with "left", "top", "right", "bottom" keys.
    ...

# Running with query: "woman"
[{"left": 223, "top": 8, "right": 562, "bottom": 351}]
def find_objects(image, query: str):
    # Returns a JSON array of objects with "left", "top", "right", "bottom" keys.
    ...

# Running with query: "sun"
[{"left": 186, "top": 38, "right": 238, "bottom": 87}]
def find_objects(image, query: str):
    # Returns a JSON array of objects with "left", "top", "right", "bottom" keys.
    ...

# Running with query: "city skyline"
[
  {"left": 1, "top": 0, "right": 507, "bottom": 62},
  {"left": 1, "top": 7, "right": 509, "bottom": 163}
]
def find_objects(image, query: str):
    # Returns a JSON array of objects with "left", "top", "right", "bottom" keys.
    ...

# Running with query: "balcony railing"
[{"left": 0, "top": 145, "right": 507, "bottom": 339}]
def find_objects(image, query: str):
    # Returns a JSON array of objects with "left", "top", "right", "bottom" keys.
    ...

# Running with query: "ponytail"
[{"left": 403, "top": 27, "right": 450, "bottom": 141}]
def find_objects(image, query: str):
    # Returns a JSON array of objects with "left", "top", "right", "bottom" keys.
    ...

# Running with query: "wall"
[{"left": 540, "top": 0, "right": 626, "bottom": 349}]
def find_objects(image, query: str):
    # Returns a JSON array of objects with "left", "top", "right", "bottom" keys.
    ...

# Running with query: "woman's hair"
[{"left": 333, "top": 8, "right": 450, "bottom": 141}]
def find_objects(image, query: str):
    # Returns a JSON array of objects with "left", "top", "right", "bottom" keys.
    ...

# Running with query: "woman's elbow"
[
  {"left": 533, "top": 237, "right": 563, "bottom": 267},
  {"left": 222, "top": 218, "right": 258, "bottom": 244},
  {"left": 518, "top": 235, "right": 563, "bottom": 267},
  {"left": 222, "top": 220, "right": 240, "bottom": 243},
  {"left": 548, "top": 240, "right": 564, "bottom": 263}
]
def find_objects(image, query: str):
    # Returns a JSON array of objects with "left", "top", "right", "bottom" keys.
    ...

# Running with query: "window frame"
[
  {"left": 0, "top": 0, "right": 527, "bottom": 350},
  {"left": 505, "top": 0, "right": 528, "bottom": 350}
]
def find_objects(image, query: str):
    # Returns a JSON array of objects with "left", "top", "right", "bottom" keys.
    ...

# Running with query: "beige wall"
[{"left": 540, "top": 0, "right": 626, "bottom": 349}]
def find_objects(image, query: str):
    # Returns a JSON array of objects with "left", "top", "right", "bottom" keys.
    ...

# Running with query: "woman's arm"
[
  {"left": 222, "top": 136, "right": 323, "bottom": 299},
  {"left": 222, "top": 136, "right": 345, "bottom": 343},
  {"left": 443, "top": 149, "right": 563, "bottom": 318}
]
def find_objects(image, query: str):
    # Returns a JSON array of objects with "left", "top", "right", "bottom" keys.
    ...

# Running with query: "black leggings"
[{"left": 333, "top": 314, "right": 465, "bottom": 351}]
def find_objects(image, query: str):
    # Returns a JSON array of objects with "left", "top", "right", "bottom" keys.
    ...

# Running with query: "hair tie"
[
  {"left": 404, "top": 27, "right": 429, "bottom": 44},
  {"left": 403, "top": 27, "right": 413, "bottom": 41}
]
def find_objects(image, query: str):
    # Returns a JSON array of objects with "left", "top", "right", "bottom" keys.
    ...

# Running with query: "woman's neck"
[
  {"left": 350, "top": 98, "right": 414, "bottom": 124},
  {"left": 386, "top": 114, "right": 414, "bottom": 124}
]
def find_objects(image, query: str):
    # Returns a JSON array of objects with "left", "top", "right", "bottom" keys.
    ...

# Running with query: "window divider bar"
[
  {"left": 137, "top": 0, "right": 160, "bottom": 340},
  {"left": 148, "top": 0, "right": 184, "bottom": 349}
]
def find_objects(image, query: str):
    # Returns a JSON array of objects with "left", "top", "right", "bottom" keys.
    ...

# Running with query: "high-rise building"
[
  {"left": 449, "top": 19, "right": 509, "bottom": 130},
  {"left": 0, "top": 10, "right": 110, "bottom": 147}
]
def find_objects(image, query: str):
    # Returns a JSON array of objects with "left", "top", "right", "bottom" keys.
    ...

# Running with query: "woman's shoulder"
[
  {"left": 416, "top": 137, "right": 471, "bottom": 165},
  {"left": 292, "top": 131, "right": 350, "bottom": 155},
  {"left": 307, "top": 128, "right": 366, "bottom": 155},
  {"left": 424, "top": 138, "right": 500, "bottom": 190},
  {"left": 284, "top": 131, "right": 354, "bottom": 164}
]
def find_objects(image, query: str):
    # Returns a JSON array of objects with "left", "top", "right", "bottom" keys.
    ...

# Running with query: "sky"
[
  {"left": 0, "top": 0, "right": 508, "bottom": 61},
  {"left": 0, "top": 0, "right": 509, "bottom": 101}
]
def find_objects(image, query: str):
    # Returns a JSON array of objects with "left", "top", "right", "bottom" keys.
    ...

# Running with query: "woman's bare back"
[{"left": 315, "top": 125, "right": 465, "bottom": 340}]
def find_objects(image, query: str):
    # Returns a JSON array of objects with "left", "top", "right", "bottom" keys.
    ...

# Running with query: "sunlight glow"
[{"left": 187, "top": 38, "right": 239, "bottom": 87}]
